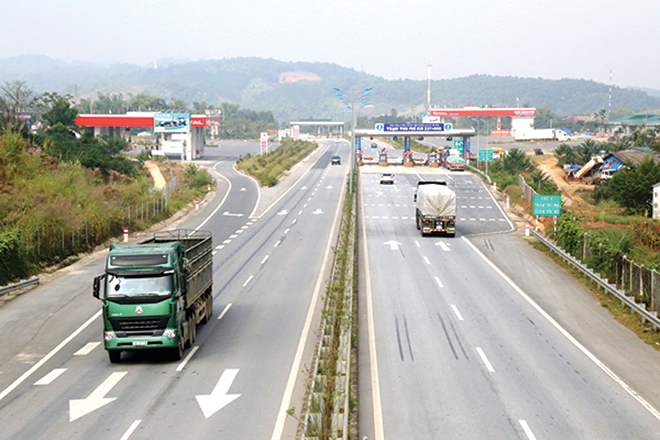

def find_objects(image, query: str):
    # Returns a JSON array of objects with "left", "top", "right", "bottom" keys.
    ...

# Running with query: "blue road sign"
[{"left": 375, "top": 123, "right": 448, "bottom": 132}]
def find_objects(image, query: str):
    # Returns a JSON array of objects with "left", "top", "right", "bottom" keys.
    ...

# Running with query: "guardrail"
[
  {"left": 466, "top": 164, "right": 492, "bottom": 184},
  {"left": 0, "top": 276, "right": 40, "bottom": 297},
  {"left": 532, "top": 229, "right": 660, "bottom": 330}
]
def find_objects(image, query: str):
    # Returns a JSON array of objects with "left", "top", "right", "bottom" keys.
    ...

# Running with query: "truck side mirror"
[{"left": 92, "top": 274, "right": 105, "bottom": 299}]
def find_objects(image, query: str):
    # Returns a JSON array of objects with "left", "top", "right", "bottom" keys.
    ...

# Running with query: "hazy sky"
[{"left": 3, "top": 0, "right": 660, "bottom": 89}]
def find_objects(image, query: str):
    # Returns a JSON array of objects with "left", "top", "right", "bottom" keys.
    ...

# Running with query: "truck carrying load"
[
  {"left": 93, "top": 229, "right": 214, "bottom": 363},
  {"left": 414, "top": 181, "right": 457, "bottom": 237}
]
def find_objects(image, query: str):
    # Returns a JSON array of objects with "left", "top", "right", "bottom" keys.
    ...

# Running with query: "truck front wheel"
[
  {"left": 108, "top": 350, "right": 122, "bottom": 363},
  {"left": 170, "top": 340, "right": 184, "bottom": 361}
]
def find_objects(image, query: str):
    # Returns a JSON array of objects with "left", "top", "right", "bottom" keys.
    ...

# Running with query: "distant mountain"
[{"left": 2, "top": 55, "right": 659, "bottom": 120}]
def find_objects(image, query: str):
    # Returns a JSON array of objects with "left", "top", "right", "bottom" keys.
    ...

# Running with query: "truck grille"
[{"left": 109, "top": 316, "right": 169, "bottom": 336}]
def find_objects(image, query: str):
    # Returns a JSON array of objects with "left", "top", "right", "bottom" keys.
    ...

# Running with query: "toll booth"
[
  {"left": 379, "top": 149, "right": 388, "bottom": 166},
  {"left": 403, "top": 149, "right": 414, "bottom": 167},
  {"left": 428, "top": 151, "right": 440, "bottom": 167}
]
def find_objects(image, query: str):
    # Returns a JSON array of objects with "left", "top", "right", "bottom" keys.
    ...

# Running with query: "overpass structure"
[
  {"left": 74, "top": 112, "right": 209, "bottom": 160},
  {"left": 286, "top": 120, "right": 345, "bottom": 140}
]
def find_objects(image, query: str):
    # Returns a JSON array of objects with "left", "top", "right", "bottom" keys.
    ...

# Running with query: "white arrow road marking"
[
  {"left": 312, "top": 209, "right": 323, "bottom": 215},
  {"left": 383, "top": 240, "right": 402, "bottom": 251},
  {"left": 196, "top": 369, "right": 241, "bottom": 418},
  {"left": 435, "top": 241, "right": 451, "bottom": 252},
  {"left": 223, "top": 212, "right": 244, "bottom": 217},
  {"left": 74, "top": 342, "right": 101, "bottom": 356},
  {"left": 35, "top": 368, "right": 67, "bottom": 386},
  {"left": 69, "top": 372, "right": 127, "bottom": 422},
  {"left": 277, "top": 210, "right": 288, "bottom": 216}
]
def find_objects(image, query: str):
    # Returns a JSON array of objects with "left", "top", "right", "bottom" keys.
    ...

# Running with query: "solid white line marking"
[
  {"left": 34, "top": 368, "right": 67, "bottom": 385},
  {"left": 451, "top": 305, "right": 463, "bottom": 321},
  {"left": 274, "top": 240, "right": 281, "bottom": 247},
  {"left": 519, "top": 420, "right": 537, "bottom": 440},
  {"left": 270, "top": 158, "right": 348, "bottom": 440},
  {"left": 217, "top": 303, "right": 232, "bottom": 320},
  {"left": 176, "top": 346, "right": 199, "bottom": 372},
  {"left": 463, "top": 236, "right": 660, "bottom": 421},
  {"left": 476, "top": 347, "right": 495, "bottom": 372},
  {"left": 361, "top": 193, "right": 385, "bottom": 440},
  {"left": 435, "top": 276, "right": 444, "bottom": 288},
  {"left": 119, "top": 420, "right": 142, "bottom": 440},
  {"left": 243, "top": 276, "right": 253, "bottom": 287},
  {"left": 74, "top": 342, "right": 101, "bottom": 356},
  {"left": 261, "top": 255, "right": 269, "bottom": 264},
  {"left": 424, "top": 256, "right": 431, "bottom": 265},
  {"left": 0, "top": 310, "right": 102, "bottom": 404}
]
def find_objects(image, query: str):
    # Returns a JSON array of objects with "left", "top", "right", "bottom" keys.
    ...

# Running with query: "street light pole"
[{"left": 332, "top": 86, "right": 372, "bottom": 194}]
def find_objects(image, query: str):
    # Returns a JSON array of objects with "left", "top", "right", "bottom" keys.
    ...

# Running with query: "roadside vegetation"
[
  {"left": 0, "top": 83, "right": 212, "bottom": 286},
  {"left": 236, "top": 138, "right": 317, "bottom": 186}
]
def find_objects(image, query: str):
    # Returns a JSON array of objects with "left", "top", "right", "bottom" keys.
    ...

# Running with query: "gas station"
[{"left": 74, "top": 112, "right": 210, "bottom": 161}]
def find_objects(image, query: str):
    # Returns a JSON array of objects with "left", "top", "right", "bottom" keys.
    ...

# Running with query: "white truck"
[
  {"left": 414, "top": 181, "right": 457, "bottom": 237},
  {"left": 513, "top": 128, "right": 570, "bottom": 142}
]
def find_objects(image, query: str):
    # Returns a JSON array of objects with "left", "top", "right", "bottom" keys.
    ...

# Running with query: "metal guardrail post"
[
  {"left": 0, "top": 276, "right": 40, "bottom": 296},
  {"left": 531, "top": 229, "right": 660, "bottom": 330}
]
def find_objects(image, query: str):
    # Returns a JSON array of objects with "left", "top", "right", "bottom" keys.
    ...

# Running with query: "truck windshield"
[{"left": 106, "top": 274, "right": 173, "bottom": 299}]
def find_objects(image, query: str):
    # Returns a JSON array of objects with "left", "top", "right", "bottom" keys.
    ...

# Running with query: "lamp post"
[{"left": 332, "top": 86, "right": 373, "bottom": 193}]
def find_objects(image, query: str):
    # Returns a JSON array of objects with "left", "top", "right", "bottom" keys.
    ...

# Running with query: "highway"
[
  {"left": 357, "top": 166, "right": 660, "bottom": 439},
  {"left": 3, "top": 139, "right": 660, "bottom": 440},
  {"left": 0, "top": 139, "right": 348, "bottom": 440}
]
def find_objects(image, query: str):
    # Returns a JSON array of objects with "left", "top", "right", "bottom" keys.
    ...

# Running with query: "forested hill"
[{"left": 1, "top": 55, "right": 659, "bottom": 120}]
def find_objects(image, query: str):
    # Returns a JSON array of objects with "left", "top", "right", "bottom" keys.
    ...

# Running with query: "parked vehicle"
[
  {"left": 93, "top": 229, "right": 214, "bottom": 363},
  {"left": 414, "top": 182, "right": 457, "bottom": 237},
  {"left": 512, "top": 128, "right": 570, "bottom": 142}
]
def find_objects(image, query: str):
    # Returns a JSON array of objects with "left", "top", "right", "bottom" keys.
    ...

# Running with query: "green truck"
[{"left": 93, "top": 229, "right": 214, "bottom": 363}]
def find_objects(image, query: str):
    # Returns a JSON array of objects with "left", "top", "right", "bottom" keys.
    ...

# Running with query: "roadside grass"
[
  {"left": 531, "top": 240, "right": 660, "bottom": 350},
  {"left": 236, "top": 138, "right": 317, "bottom": 187}
]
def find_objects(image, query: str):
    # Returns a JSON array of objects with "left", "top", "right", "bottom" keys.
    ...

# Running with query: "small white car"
[{"left": 380, "top": 173, "right": 394, "bottom": 184}]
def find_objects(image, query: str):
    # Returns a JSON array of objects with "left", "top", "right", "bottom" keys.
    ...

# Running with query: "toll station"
[
  {"left": 355, "top": 122, "right": 475, "bottom": 168},
  {"left": 74, "top": 112, "right": 210, "bottom": 160}
]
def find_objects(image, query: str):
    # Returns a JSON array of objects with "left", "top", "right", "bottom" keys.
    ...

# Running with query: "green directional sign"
[
  {"left": 533, "top": 195, "right": 561, "bottom": 216},
  {"left": 478, "top": 149, "right": 493, "bottom": 161},
  {"left": 453, "top": 139, "right": 464, "bottom": 153}
]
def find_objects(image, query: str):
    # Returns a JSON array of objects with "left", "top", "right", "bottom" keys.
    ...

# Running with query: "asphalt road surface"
[
  {"left": 0, "top": 139, "right": 349, "bottom": 440},
  {"left": 357, "top": 165, "right": 660, "bottom": 439}
]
